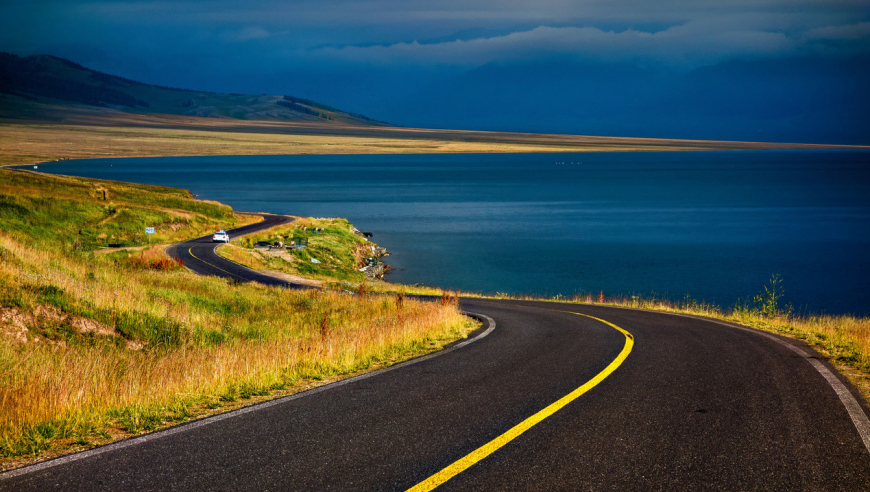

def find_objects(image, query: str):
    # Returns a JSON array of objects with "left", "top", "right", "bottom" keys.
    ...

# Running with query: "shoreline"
[
  {"left": 2, "top": 167, "right": 868, "bottom": 473},
  {"left": 10, "top": 143, "right": 870, "bottom": 170},
  {"left": 2, "top": 109, "right": 867, "bottom": 168},
  {"left": 3, "top": 125, "right": 869, "bottom": 377},
  {"left": 162, "top": 209, "right": 870, "bottom": 408},
  {"left": 0, "top": 173, "right": 479, "bottom": 470}
]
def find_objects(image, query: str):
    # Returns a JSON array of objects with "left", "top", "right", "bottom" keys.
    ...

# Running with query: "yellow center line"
[
  {"left": 406, "top": 308, "right": 633, "bottom": 492},
  {"left": 187, "top": 246, "right": 249, "bottom": 281}
]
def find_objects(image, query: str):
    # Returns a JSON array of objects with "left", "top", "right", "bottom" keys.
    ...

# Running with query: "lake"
[{"left": 33, "top": 150, "right": 870, "bottom": 315}]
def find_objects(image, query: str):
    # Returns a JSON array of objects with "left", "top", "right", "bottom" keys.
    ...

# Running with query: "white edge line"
[
  {"left": 0, "top": 313, "right": 496, "bottom": 480},
  {"left": 671, "top": 312, "right": 870, "bottom": 454},
  {"left": 549, "top": 302, "right": 870, "bottom": 455}
]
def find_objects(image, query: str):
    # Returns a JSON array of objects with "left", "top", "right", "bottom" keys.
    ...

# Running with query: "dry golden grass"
[
  {"left": 2, "top": 102, "right": 861, "bottom": 167},
  {"left": 0, "top": 169, "right": 477, "bottom": 467},
  {"left": 0, "top": 121, "right": 690, "bottom": 167},
  {"left": 0, "top": 228, "right": 474, "bottom": 468},
  {"left": 217, "top": 242, "right": 270, "bottom": 270}
]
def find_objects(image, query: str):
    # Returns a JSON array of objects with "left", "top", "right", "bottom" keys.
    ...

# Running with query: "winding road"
[
  {"left": 165, "top": 213, "right": 297, "bottom": 287},
  {"left": 3, "top": 216, "right": 870, "bottom": 490}
]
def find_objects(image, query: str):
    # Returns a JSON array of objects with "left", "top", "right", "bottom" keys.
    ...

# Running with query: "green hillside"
[{"left": 0, "top": 169, "right": 470, "bottom": 466}]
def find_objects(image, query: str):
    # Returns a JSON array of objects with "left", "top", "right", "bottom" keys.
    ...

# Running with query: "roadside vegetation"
[
  {"left": 482, "top": 277, "right": 870, "bottom": 402},
  {"left": 0, "top": 170, "right": 475, "bottom": 469},
  {"left": 0, "top": 169, "right": 257, "bottom": 249},
  {"left": 217, "top": 218, "right": 449, "bottom": 296},
  {"left": 220, "top": 218, "right": 372, "bottom": 283},
  {"left": 3, "top": 167, "right": 865, "bottom": 470},
  {"left": 222, "top": 212, "right": 870, "bottom": 402}
]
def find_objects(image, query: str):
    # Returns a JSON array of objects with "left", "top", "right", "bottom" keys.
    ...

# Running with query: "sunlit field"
[{"left": 0, "top": 170, "right": 474, "bottom": 468}]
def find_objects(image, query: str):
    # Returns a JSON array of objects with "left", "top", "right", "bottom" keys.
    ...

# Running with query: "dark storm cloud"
[
  {"left": 4, "top": 0, "right": 869, "bottom": 68},
  {"left": 2, "top": 1, "right": 869, "bottom": 143}
]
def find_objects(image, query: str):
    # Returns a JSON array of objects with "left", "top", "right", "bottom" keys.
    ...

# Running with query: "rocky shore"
[{"left": 351, "top": 226, "right": 391, "bottom": 281}]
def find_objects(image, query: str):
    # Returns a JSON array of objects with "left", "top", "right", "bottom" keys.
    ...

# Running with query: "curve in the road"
[
  {"left": 670, "top": 310, "right": 870, "bottom": 453},
  {"left": 3, "top": 299, "right": 870, "bottom": 490},
  {"left": 0, "top": 313, "right": 498, "bottom": 483},
  {"left": 409, "top": 309, "right": 634, "bottom": 492},
  {"left": 3, "top": 215, "right": 870, "bottom": 490},
  {"left": 166, "top": 213, "right": 301, "bottom": 287}
]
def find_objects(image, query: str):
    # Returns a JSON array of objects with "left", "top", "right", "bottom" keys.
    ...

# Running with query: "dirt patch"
[
  {"left": 36, "top": 305, "right": 119, "bottom": 338},
  {"left": 94, "top": 244, "right": 165, "bottom": 255},
  {"left": 254, "top": 269, "right": 324, "bottom": 288},
  {"left": 260, "top": 248, "right": 297, "bottom": 263},
  {"left": 0, "top": 307, "right": 29, "bottom": 343},
  {"left": 352, "top": 242, "right": 370, "bottom": 269},
  {"left": 125, "top": 340, "right": 145, "bottom": 350},
  {"left": 69, "top": 316, "right": 116, "bottom": 337},
  {"left": 1, "top": 305, "right": 143, "bottom": 349}
]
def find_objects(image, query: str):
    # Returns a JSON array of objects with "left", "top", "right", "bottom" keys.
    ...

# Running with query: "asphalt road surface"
[
  {"left": 4, "top": 217, "right": 870, "bottom": 490},
  {"left": 165, "top": 213, "right": 297, "bottom": 287}
]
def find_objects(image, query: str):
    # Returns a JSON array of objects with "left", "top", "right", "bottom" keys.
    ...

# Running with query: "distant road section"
[{"left": 166, "top": 213, "right": 297, "bottom": 287}]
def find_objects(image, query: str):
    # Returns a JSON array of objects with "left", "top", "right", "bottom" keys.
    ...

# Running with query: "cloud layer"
[
  {"left": 2, "top": 1, "right": 869, "bottom": 143},
  {"left": 308, "top": 23, "right": 803, "bottom": 68},
  {"left": 4, "top": 0, "right": 869, "bottom": 70}
]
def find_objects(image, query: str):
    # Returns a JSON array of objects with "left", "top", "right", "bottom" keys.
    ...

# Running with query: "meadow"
[
  {"left": 0, "top": 98, "right": 851, "bottom": 168},
  {"left": 0, "top": 169, "right": 474, "bottom": 469}
]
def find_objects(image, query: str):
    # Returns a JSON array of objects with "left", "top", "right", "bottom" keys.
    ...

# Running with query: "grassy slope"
[
  {"left": 0, "top": 170, "right": 474, "bottom": 469},
  {"left": 0, "top": 168, "right": 254, "bottom": 249},
  {"left": 217, "top": 218, "right": 448, "bottom": 296},
  {"left": 220, "top": 218, "right": 371, "bottom": 283}
]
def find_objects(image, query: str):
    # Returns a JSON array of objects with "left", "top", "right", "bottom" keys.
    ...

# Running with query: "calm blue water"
[{"left": 33, "top": 151, "right": 870, "bottom": 314}]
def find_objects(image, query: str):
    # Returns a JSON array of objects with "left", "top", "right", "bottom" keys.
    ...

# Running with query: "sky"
[{"left": 2, "top": 0, "right": 870, "bottom": 143}]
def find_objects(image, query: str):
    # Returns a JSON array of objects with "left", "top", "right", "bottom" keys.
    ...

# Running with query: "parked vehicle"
[{"left": 212, "top": 230, "right": 229, "bottom": 243}]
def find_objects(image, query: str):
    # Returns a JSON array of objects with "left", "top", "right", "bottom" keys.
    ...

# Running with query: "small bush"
[{"left": 129, "top": 246, "right": 184, "bottom": 271}]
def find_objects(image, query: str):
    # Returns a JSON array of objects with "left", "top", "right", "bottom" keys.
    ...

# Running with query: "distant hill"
[{"left": 0, "top": 52, "right": 386, "bottom": 125}]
